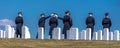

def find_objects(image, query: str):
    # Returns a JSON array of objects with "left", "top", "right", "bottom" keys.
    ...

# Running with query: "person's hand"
[
  {"left": 50, "top": 13, "right": 54, "bottom": 16},
  {"left": 55, "top": 14, "right": 58, "bottom": 17}
]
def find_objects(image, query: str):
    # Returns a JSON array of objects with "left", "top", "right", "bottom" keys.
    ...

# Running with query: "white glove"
[
  {"left": 55, "top": 14, "right": 58, "bottom": 17},
  {"left": 51, "top": 13, "right": 54, "bottom": 16}
]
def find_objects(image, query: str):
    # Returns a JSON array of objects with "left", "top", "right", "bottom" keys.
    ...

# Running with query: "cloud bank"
[{"left": 0, "top": 19, "right": 15, "bottom": 26}]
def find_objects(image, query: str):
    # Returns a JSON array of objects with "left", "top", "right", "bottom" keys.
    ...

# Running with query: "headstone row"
[
  {"left": 38, "top": 27, "right": 120, "bottom": 40},
  {"left": 22, "top": 26, "right": 31, "bottom": 39},
  {"left": 0, "top": 25, "right": 31, "bottom": 39},
  {"left": 79, "top": 28, "right": 120, "bottom": 40},
  {"left": 38, "top": 27, "right": 79, "bottom": 40},
  {"left": 0, "top": 25, "right": 16, "bottom": 38},
  {"left": 67, "top": 28, "right": 79, "bottom": 40}
]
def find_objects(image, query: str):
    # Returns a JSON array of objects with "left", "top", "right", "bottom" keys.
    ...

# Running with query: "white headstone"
[
  {"left": 48, "top": 35, "right": 50, "bottom": 39},
  {"left": 82, "top": 30, "right": 86, "bottom": 40},
  {"left": 5, "top": 25, "right": 12, "bottom": 38},
  {"left": 93, "top": 32, "right": 98, "bottom": 40},
  {"left": 61, "top": 34, "right": 64, "bottom": 39},
  {"left": 0, "top": 30, "right": 3, "bottom": 38},
  {"left": 68, "top": 28, "right": 79, "bottom": 40},
  {"left": 22, "top": 26, "right": 31, "bottom": 39},
  {"left": 97, "top": 30, "right": 102, "bottom": 40},
  {"left": 11, "top": 27, "right": 15, "bottom": 38},
  {"left": 86, "top": 28, "right": 91, "bottom": 40},
  {"left": 3, "top": 31, "right": 6, "bottom": 38},
  {"left": 80, "top": 31, "right": 84, "bottom": 40},
  {"left": 38, "top": 27, "right": 44, "bottom": 39},
  {"left": 52, "top": 27, "right": 61, "bottom": 40},
  {"left": 109, "top": 32, "right": 113, "bottom": 40},
  {"left": 119, "top": 34, "right": 120, "bottom": 40},
  {"left": 79, "top": 32, "right": 81, "bottom": 40},
  {"left": 103, "top": 28, "right": 109, "bottom": 40},
  {"left": 67, "top": 30, "right": 70, "bottom": 39},
  {"left": 113, "top": 30, "right": 119, "bottom": 40}
]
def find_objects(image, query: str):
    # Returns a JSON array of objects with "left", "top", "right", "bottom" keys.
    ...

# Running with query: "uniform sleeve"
[
  {"left": 45, "top": 16, "right": 51, "bottom": 19},
  {"left": 56, "top": 20, "right": 58, "bottom": 26},
  {"left": 69, "top": 18, "right": 73, "bottom": 27},
  {"left": 21, "top": 17, "right": 24, "bottom": 25},
  {"left": 38, "top": 19, "right": 40, "bottom": 27},
  {"left": 58, "top": 17, "right": 63, "bottom": 20},
  {"left": 109, "top": 19, "right": 112, "bottom": 27},
  {"left": 49, "top": 19, "right": 51, "bottom": 26},
  {"left": 86, "top": 18, "right": 88, "bottom": 25}
]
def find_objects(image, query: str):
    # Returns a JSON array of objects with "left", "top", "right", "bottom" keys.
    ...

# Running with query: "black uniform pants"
[
  {"left": 87, "top": 27, "right": 94, "bottom": 39},
  {"left": 49, "top": 25, "right": 57, "bottom": 39},
  {"left": 63, "top": 29, "right": 68, "bottom": 39},
  {"left": 16, "top": 24, "right": 22, "bottom": 38},
  {"left": 63, "top": 25, "right": 71, "bottom": 39}
]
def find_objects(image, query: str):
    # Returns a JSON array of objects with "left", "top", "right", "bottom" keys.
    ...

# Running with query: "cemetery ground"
[{"left": 0, "top": 39, "right": 119, "bottom": 48}]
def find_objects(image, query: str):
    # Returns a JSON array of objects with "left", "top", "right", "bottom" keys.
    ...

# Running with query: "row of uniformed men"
[{"left": 15, "top": 11, "right": 112, "bottom": 39}]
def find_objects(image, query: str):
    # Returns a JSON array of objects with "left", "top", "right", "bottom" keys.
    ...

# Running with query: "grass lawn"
[{"left": 0, "top": 39, "right": 119, "bottom": 48}]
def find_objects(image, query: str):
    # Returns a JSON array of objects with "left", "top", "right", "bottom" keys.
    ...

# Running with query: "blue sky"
[{"left": 0, "top": 0, "right": 120, "bottom": 38}]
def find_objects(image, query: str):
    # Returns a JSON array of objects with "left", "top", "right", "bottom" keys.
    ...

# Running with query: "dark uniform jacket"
[
  {"left": 15, "top": 16, "right": 23, "bottom": 25},
  {"left": 15, "top": 16, "right": 23, "bottom": 34},
  {"left": 49, "top": 17, "right": 58, "bottom": 35},
  {"left": 86, "top": 16, "right": 95, "bottom": 28},
  {"left": 58, "top": 16, "right": 72, "bottom": 30},
  {"left": 38, "top": 16, "right": 51, "bottom": 27},
  {"left": 49, "top": 17, "right": 58, "bottom": 27},
  {"left": 102, "top": 17, "right": 112, "bottom": 28}
]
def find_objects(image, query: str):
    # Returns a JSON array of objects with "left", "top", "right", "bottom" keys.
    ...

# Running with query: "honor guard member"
[
  {"left": 49, "top": 13, "right": 58, "bottom": 39},
  {"left": 36, "top": 13, "right": 51, "bottom": 39},
  {"left": 85, "top": 12, "right": 95, "bottom": 39},
  {"left": 102, "top": 13, "right": 112, "bottom": 32},
  {"left": 58, "top": 11, "right": 73, "bottom": 39},
  {"left": 15, "top": 12, "right": 24, "bottom": 38}
]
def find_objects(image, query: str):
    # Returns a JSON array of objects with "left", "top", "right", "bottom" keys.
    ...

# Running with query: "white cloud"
[{"left": 0, "top": 19, "right": 15, "bottom": 26}]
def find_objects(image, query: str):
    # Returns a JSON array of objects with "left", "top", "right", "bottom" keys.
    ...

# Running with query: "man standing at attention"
[
  {"left": 85, "top": 12, "right": 95, "bottom": 39},
  {"left": 15, "top": 12, "right": 24, "bottom": 38},
  {"left": 102, "top": 13, "right": 112, "bottom": 32}
]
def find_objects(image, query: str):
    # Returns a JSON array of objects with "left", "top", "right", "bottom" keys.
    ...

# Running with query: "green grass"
[{"left": 0, "top": 39, "right": 120, "bottom": 48}]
